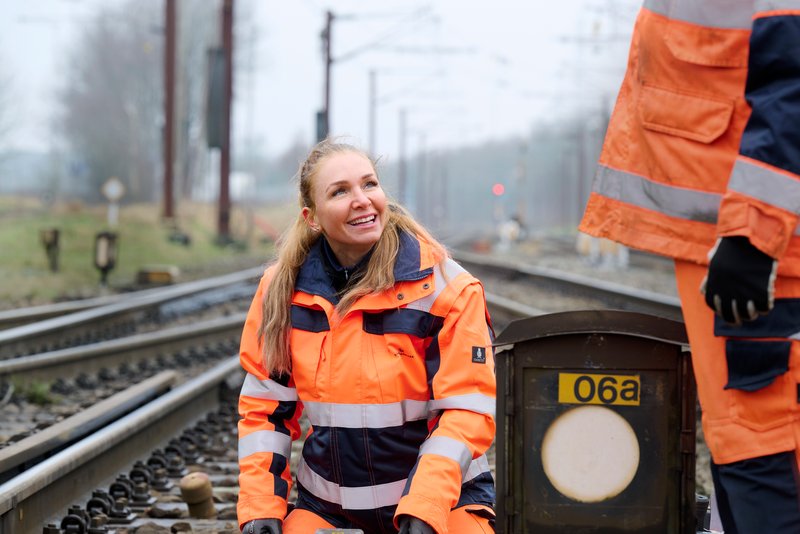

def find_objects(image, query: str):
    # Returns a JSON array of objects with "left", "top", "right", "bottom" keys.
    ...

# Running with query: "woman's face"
[{"left": 303, "top": 151, "right": 387, "bottom": 266}]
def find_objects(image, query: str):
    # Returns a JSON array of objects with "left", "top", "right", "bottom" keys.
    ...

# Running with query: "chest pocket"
[
  {"left": 290, "top": 305, "right": 329, "bottom": 399},
  {"left": 363, "top": 308, "right": 444, "bottom": 402}
]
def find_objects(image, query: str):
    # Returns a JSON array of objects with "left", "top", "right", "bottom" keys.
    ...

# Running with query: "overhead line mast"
[
  {"left": 218, "top": 0, "right": 233, "bottom": 242},
  {"left": 163, "top": 0, "right": 176, "bottom": 221}
]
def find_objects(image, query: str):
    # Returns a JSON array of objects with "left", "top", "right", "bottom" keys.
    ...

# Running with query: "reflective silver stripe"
[
  {"left": 729, "top": 158, "right": 800, "bottom": 216},
  {"left": 442, "top": 257, "right": 467, "bottom": 280},
  {"left": 756, "top": 0, "right": 800, "bottom": 10},
  {"left": 595, "top": 164, "right": 800, "bottom": 236},
  {"left": 405, "top": 259, "right": 467, "bottom": 313},
  {"left": 238, "top": 429, "right": 292, "bottom": 459},
  {"left": 429, "top": 393, "right": 496, "bottom": 418},
  {"left": 593, "top": 164, "right": 721, "bottom": 224},
  {"left": 240, "top": 373, "right": 298, "bottom": 401},
  {"left": 303, "top": 399, "right": 429, "bottom": 428},
  {"left": 643, "top": 0, "right": 670, "bottom": 16},
  {"left": 463, "top": 454, "right": 490, "bottom": 482},
  {"left": 644, "top": 0, "right": 754, "bottom": 29},
  {"left": 419, "top": 436, "right": 472, "bottom": 477},
  {"left": 296, "top": 457, "right": 406, "bottom": 509}
]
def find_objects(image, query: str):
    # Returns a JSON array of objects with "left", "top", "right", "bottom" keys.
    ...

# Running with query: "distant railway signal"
[
  {"left": 94, "top": 232, "right": 118, "bottom": 287},
  {"left": 40, "top": 228, "right": 60, "bottom": 273},
  {"left": 101, "top": 177, "right": 125, "bottom": 228}
]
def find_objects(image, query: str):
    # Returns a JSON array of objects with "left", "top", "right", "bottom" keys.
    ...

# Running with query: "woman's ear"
[{"left": 302, "top": 207, "right": 319, "bottom": 232}]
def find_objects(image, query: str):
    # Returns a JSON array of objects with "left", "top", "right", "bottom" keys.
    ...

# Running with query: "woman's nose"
[{"left": 352, "top": 187, "right": 371, "bottom": 207}]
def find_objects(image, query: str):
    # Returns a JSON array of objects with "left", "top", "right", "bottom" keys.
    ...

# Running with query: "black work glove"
[
  {"left": 702, "top": 236, "right": 777, "bottom": 325},
  {"left": 398, "top": 515, "right": 435, "bottom": 534},
  {"left": 242, "top": 519, "right": 282, "bottom": 534}
]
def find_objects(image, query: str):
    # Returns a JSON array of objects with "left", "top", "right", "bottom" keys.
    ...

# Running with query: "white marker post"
[{"left": 101, "top": 177, "right": 126, "bottom": 227}]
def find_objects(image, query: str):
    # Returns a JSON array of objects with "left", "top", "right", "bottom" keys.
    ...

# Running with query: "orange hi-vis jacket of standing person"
[
  {"left": 237, "top": 231, "right": 496, "bottom": 534},
  {"left": 580, "top": 0, "right": 800, "bottom": 275},
  {"left": 580, "top": 0, "right": 800, "bottom": 470}
]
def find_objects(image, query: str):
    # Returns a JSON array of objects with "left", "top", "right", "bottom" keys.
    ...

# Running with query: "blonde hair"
[{"left": 258, "top": 139, "right": 447, "bottom": 374}]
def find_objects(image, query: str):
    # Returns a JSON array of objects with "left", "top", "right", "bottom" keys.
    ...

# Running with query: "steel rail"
[
  {"left": 0, "top": 268, "right": 259, "bottom": 331},
  {"left": 0, "top": 290, "right": 158, "bottom": 331},
  {"left": 484, "top": 292, "right": 545, "bottom": 331},
  {"left": 0, "top": 371, "right": 178, "bottom": 483}
]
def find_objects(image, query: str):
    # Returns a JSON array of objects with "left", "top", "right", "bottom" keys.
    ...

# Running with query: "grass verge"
[{"left": 0, "top": 197, "right": 294, "bottom": 308}]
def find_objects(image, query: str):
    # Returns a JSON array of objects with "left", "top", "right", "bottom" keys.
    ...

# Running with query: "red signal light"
[{"left": 492, "top": 183, "right": 505, "bottom": 196}]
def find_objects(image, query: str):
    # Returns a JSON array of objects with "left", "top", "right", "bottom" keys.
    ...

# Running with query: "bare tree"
[
  {"left": 57, "top": 1, "right": 162, "bottom": 202},
  {"left": 174, "top": 0, "right": 222, "bottom": 201},
  {"left": 0, "top": 61, "right": 13, "bottom": 153},
  {"left": 57, "top": 0, "right": 255, "bottom": 204}
]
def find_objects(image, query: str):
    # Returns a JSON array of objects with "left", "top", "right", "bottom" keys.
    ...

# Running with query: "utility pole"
[
  {"left": 416, "top": 133, "right": 427, "bottom": 222},
  {"left": 575, "top": 125, "right": 586, "bottom": 223},
  {"left": 368, "top": 69, "right": 376, "bottom": 155},
  {"left": 398, "top": 108, "right": 407, "bottom": 206},
  {"left": 318, "top": 10, "right": 334, "bottom": 142},
  {"left": 163, "top": 0, "right": 176, "bottom": 221},
  {"left": 516, "top": 143, "right": 528, "bottom": 223},
  {"left": 436, "top": 156, "right": 448, "bottom": 233},
  {"left": 218, "top": 0, "right": 233, "bottom": 241}
]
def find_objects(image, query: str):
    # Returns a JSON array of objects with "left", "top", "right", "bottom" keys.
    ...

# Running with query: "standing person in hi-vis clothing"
[{"left": 580, "top": 1, "right": 800, "bottom": 532}]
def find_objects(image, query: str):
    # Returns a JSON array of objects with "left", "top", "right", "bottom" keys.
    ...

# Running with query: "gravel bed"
[{"left": 489, "top": 239, "right": 678, "bottom": 297}]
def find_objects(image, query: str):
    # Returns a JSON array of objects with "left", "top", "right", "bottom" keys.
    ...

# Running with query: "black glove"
[
  {"left": 242, "top": 519, "right": 282, "bottom": 534},
  {"left": 398, "top": 515, "right": 435, "bottom": 534},
  {"left": 702, "top": 236, "right": 777, "bottom": 325}
]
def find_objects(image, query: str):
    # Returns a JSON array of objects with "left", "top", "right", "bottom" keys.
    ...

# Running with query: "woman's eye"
[
  {"left": 331, "top": 188, "right": 346, "bottom": 197},
  {"left": 364, "top": 180, "right": 379, "bottom": 189}
]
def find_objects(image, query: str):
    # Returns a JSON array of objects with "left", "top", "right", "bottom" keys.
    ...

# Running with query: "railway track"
[
  {"left": 451, "top": 249, "right": 682, "bottom": 330},
  {"left": 0, "top": 314, "right": 244, "bottom": 387},
  {"left": 0, "top": 359, "right": 243, "bottom": 533},
  {"left": 0, "top": 250, "right": 690, "bottom": 532},
  {"left": 0, "top": 314, "right": 244, "bottom": 488},
  {"left": 0, "top": 267, "right": 261, "bottom": 359},
  {"left": 0, "top": 266, "right": 269, "bottom": 333}
]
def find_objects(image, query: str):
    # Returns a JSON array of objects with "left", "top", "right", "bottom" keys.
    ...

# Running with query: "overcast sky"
[{"left": 1, "top": 0, "right": 640, "bottom": 162}]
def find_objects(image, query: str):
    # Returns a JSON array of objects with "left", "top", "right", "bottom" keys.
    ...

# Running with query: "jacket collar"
[{"left": 295, "top": 230, "right": 434, "bottom": 303}]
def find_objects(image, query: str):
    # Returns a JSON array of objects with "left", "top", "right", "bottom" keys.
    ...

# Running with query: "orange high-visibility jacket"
[
  {"left": 580, "top": 0, "right": 800, "bottom": 275},
  {"left": 237, "top": 232, "right": 496, "bottom": 534}
]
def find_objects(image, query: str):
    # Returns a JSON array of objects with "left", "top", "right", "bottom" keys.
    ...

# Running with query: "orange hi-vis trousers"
[{"left": 675, "top": 260, "right": 800, "bottom": 465}]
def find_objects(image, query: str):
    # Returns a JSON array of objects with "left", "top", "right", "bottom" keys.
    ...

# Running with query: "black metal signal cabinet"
[{"left": 494, "top": 310, "right": 696, "bottom": 533}]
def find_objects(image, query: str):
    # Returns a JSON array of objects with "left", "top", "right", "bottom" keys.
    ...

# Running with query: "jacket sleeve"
[
  {"left": 394, "top": 274, "right": 496, "bottom": 534},
  {"left": 237, "top": 267, "right": 304, "bottom": 527},
  {"left": 717, "top": 9, "right": 800, "bottom": 259}
]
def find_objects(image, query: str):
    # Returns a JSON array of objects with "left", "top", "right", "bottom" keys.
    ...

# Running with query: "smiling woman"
[{"left": 236, "top": 138, "right": 498, "bottom": 534}]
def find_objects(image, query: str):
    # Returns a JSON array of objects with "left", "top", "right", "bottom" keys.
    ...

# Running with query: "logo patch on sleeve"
[{"left": 472, "top": 346, "right": 487, "bottom": 364}]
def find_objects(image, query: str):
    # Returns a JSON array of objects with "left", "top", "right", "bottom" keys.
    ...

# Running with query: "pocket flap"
[
  {"left": 724, "top": 339, "right": 791, "bottom": 392},
  {"left": 641, "top": 86, "right": 733, "bottom": 144}
]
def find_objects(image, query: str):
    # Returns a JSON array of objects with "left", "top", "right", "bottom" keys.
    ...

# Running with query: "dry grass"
[{"left": 0, "top": 197, "right": 296, "bottom": 308}]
